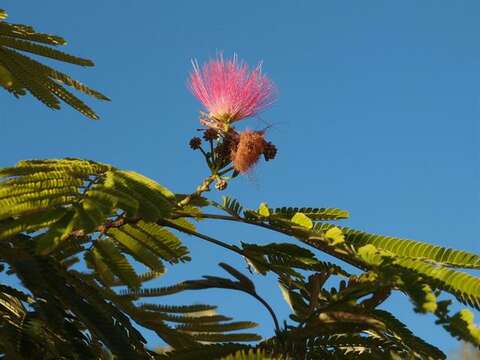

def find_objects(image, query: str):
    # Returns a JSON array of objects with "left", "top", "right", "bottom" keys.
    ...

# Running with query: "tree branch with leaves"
[{"left": 0, "top": 7, "right": 479, "bottom": 360}]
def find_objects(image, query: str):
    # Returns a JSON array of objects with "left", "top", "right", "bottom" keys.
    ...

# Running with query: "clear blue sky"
[{"left": 2, "top": 0, "right": 479, "bottom": 355}]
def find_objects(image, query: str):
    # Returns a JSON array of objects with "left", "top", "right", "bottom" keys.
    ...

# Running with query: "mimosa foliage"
[
  {"left": 0, "top": 9, "right": 108, "bottom": 119},
  {"left": 1, "top": 158, "right": 478, "bottom": 359},
  {"left": 2, "top": 7, "right": 479, "bottom": 360}
]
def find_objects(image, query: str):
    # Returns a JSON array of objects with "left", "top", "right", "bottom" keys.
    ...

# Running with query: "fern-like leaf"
[
  {"left": 190, "top": 333, "right": 262, "bottom": 343},
  {"left": 221, "top": 349, "right": 285, "bottom": 360},
  {"left": 242, "top": 242, "right": 350, "bottom": 279},
  {"left": 314, "top": 223, "right": 480, "bottom": 269},
  {"left": 93, "top": 239, "right": 140, "bottom": 289},
  {"left": 218, "top": 196, "right": 244, "bottom": 217},
  {"left": 139, "top": 303, "right": 217, "bottom": 314},
  {"left": 156, "top": 344, "right": 251, "bottom": 360},
  {"left": 393, "top": 258, "right": 480, "bottom": 310},
  {"left": 273, "top": 207, "right": 349, "bottom": 221},
  {"left": 371, "top": 309, "right": 446, "bottom": 359},
  {"left": 0, "top": 13, "right": 108, "bottom": 118}
]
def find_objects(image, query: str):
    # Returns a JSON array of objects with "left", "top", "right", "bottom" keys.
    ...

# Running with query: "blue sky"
[{"left": 2, "top": 0, "right": 479, "bottom": 355}]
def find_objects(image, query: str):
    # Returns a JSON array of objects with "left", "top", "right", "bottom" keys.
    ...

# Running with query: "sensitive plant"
[{"left": 0, "top": 8, "right": 479, "bottom": 360}]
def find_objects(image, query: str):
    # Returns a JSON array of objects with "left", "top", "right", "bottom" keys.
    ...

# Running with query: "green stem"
[
  {"left": 217, "top": 166, "right": 234, "bottom": 176},
  {"left": 251, "top": 292, "right": 281, "bottom": 333},
  {"left": 209, "top": 139, "right": 215, "bottom": 164},
  {"left": 198, "top": 147, "right": 212, "bottom": 168},
  {"left": 174, "top": 212, "right": 370, "bottom": 271},
  {"left": 159, "top": 218, "right": 243, "bottom": 255},
  {"left": 177, "top": 176, "right": 216, "bottom": 207}
]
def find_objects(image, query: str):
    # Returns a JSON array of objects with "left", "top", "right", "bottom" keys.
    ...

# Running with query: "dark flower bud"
[
  {"left": 189, "top": 137, "right": 202, "bottom": 150},
  {"left": 215, "top": 135, "right": 239, "bottom": 160},
  {"left": 203, "top": 128, "right": 218, "bottom": 141},
  {"left": 263, "top": 141, "right": 277, "bottom": 161}
]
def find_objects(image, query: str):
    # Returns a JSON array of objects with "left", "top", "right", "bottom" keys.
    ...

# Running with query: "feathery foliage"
[
  {"left": 2, "top": 6, "right": 479, "bottom": 359},
  {"left": 0, "top": 10, "right": 108, "bottom": 119}
]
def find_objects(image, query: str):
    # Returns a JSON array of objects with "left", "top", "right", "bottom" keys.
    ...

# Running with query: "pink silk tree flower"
[{"left": 189, "top": 55, "right": 276, "bottom": 124}]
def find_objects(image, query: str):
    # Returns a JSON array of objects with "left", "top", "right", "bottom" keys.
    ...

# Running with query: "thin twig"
[
  {"left": 251, "top": 292, "right": 281, "bottom": 333},
  {"left": 174, "top": 212, "right": 370, "bottom": 271},
  {"left": 177, "top": 175, "right": 216, "bottom": 207},
  {"left": 159, "top": 218, "right": 243, "bottom": 255}
]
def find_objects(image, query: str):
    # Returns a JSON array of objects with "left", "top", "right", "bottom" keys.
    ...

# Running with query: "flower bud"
[
  {"left": 203, "top": 128, "right": 218, "bottom": 141},
  {"left": 263, "top": 141, "right": 277, "bottom": 161},
  {"left": 189, "top": 137, "right": 202, "bottom": 150},
  {"left": 215, "top": 179, "right": 228, "bottom": 190}
]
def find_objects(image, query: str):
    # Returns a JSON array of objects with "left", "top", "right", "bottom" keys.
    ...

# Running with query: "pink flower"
[{"left": 188, "top": 55, "right": 276, "bottom": 123}]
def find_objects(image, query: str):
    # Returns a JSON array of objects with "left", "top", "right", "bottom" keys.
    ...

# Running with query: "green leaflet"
[
  {"left": 156, "top": 344, "right": 252, "bottom": 360},
  {"left": 140, "top": 312, "right": 231, "bottom": 325},
  {"left": 121, "top": 283, "right": 190, "bottom": 298},
  {"left": 190, "top": 333, "right": 261, "bottom": 343},
  {"left": 5, "top": 47, "right": 101, "bottom": 118},
  {"left": 0, "top": 14, "right": 107, "bottom": 118},
  {"left": 241, "top": 242, "right": 349, "bottom": 278},
  {"left": 393, "top": 257, "right": 480, "bottom": 310},
  {"left": 406, "top": 283, "right": 438, "bottom": 314},
  {"left": 0, "top": 208, "right": 65, "bottom": 240},
  {"left": 95, "top": 169, "right": 174, "bottom": 221},
  {"left": 307, "top": 334, "right": 409, "bottom": 359},
  {"left": 0, "top": 22, "right": 65, "bottom": 45},
  {"left": 111, "top": 171, "right": 173, "bottom": 221},
  {"left": 356, "top": 244, "right": 480, "bottom": 311},
  {"left": 113, "top": 222, "right": 189, "bottom": 263},
  {"left": 220, "top": 349, "right": 284, "bottom": 360},
  {"left": 0, "top": 36, "right": 93, "bottom": 66},
  {"left": 0, "top": 159, "right": 182, "bottom": 259},
  {"left": 0, "top": 47, "right": 60, "bottom": 105},
  {"left": 35, "top": 210, "right": 76, "bottom": 255},
  {"left": 176, "top": 321, "right": 257, "bottom": 333},
  {"left": 290, "top": 212, "right": 313, "bottom": 230},
  {"left": 78, "top": 198, "right": 112, "bottom": 230},
  {"left": 72, "top": 203, "right": 103, "bottom": 233},
  {"left": 110, "top": 270, "right": 165, "bottom": 286},
  {"left": 6, "top": 47, "right": 108, "bottom": 99},
  {"left": 118, "top": 277, "right": 261, "bottom": 346},
  {"left": 0, "top": 178, "right": 83, "bottom": 198},
  {"left": 257, "top": 203, "right": 270, "bottom": 217},
  {"left": 273, "top": 207, "right": 349, "bottom": 221},
  {"left": 371, "top": 309, "right": 446, "bottom": 359},
  {"left": 93, "top": 239, "right": 140, "bottom": 289},
  {"left": 139, "top": 303, "right": 217, "bottom": 314},
  {"left": 314, "top": 223, "right": 480, "bottom": 269},
  {"left": 219, "top": 263, "right": 256, "bottom": 293},
  {"left": 118, "top": 170, "right": 176, "bottom": 201},
  {"left": 279, "top": 283, "right": 309, "bottom": 317},
  {"left": 0, "top": 158, "right": 110, "bottom": 177},
  {"left": 0, "top": 186, "right": 78, "bottom": 207},
  {"left": 325, "top": 227, "right": 345, "bottom": 246},
  {"left": 0, "top": 193, "right": 77, "bottom": 220},
  {"left": 168, "top": 217, "right": 197, "bottom": 233},
  {"left": 440, "top": 308, "right": 480, "bottom": 346},
  {"left": 219, "top": 196, "right": 244, "bottom": 217},
  {"left": 85, "top": 249, "right": 116, "bottom": 287},
  {"left": 107, "top": 226, "right": 165, "bottom": 272}
]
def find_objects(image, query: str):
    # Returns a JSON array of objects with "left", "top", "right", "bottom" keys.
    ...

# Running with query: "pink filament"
[{"left": 189, "top": 55, "right": 276, "bottom": 122}]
